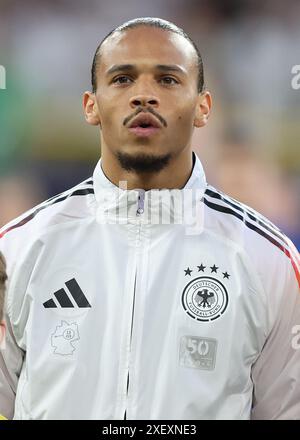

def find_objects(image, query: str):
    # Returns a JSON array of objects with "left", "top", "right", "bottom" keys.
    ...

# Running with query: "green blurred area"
[{"left": 0, "top": 71, "right": 100, "bottom": 173}]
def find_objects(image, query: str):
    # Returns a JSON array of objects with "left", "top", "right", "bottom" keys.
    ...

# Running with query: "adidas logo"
[{"left": 43, "top": 278, "right": 91, "bottom": 308}]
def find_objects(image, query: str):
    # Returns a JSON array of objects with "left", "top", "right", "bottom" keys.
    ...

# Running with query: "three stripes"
[
  {"left": 204, "top": 186, "right": 300, "bottom": 287},
  {"left": 43, "top": 278, "right": 91, "bottom": 309}
]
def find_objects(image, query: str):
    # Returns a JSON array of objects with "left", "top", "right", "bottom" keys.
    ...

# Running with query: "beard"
[{"left": 116, "top": 151, "right": 172, "bottom": 173}]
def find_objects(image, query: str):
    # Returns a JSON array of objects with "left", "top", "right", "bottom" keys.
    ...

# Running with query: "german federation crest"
[{"left": 182, "top": 276, "right": 228, "bottom": 322}]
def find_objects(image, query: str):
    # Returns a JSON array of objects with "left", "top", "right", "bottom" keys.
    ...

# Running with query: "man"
[
  {"left": 0, "top": 17, "right": 299, "bottom": 420},
  {"left": 0, "top": 253, "right": 7, "bottom": 420}
]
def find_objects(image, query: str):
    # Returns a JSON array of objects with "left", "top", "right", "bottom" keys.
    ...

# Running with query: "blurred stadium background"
[{"left": 0, "top": 0, "right": 299, "bottom": 248}]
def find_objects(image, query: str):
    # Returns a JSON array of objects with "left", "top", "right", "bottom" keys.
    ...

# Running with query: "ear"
[
  {"left": 83, "top": 91, "right": 101, "bottom": 126},
  {"left": 193, "top": 91, "right": 212, "bottom": 128}
]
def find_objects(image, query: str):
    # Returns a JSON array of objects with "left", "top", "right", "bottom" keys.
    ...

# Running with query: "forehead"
[{"left": 99, "top": 26, "right": 198, "bottom": 74}]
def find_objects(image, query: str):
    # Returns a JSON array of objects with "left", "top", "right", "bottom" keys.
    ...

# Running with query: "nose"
[{"left": 129, "top": 94, "right": 160, "bottom": 109}]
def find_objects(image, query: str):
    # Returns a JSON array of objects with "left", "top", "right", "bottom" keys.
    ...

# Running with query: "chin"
[{"left": 116, "top": 149, "right": 172, "bottom": 173}]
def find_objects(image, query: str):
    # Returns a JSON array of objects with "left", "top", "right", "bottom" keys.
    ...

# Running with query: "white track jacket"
[{"left": 0, "top": 153, "right": 299, "bottom": 420}]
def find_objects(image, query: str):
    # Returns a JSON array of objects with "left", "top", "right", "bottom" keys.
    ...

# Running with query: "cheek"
[
  {"left": 98, "top": 101, "right": 110, "bottom": 119},
  {"left": 167, "top": 108, "right": 196, "bottom": 142},
  {"left": 98, "top": 97, "right": 127, "bottom": 123},
  {"left": 172, "top": 100, "right": 197, "bottom": 122},
  {"left": 98, "top": 104, "right": 118, "bottom": 129},
  {"left": 99, "top": 106, "right": 125, "bottom": 143},
  {"left": 101, "top": 114, "right": 114, "bottom": 126},
  {"left": 174, "top": 108, "right": 195, "bottom": 127}
]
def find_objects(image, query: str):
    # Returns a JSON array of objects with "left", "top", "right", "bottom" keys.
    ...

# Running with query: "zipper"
[
  {"left": 136, "top": 190, "right": 145, "bottom": 216},
  {"left": 123, "top": 274, "right": 137, "bottom": 420},
  {"left": 123, "top": 190, "right": 145, "bottom": 419}
]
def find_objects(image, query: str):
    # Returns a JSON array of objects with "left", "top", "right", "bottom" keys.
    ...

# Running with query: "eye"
[
  {"left": 159, "top": 76, "right": 179, "bottom": 85},
  {"left": 112, "top": 76, "right": 133, "bottom": 85}
]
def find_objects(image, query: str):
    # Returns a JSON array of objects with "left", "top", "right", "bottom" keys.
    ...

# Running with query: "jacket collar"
[{"left": 93, "top": 152, "right": 207, "bottom": 228}]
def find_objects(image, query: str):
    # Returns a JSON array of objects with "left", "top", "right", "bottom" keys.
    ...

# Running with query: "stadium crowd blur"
[{"left": 0, "top": 0, "right": 299, "bottom": 248}]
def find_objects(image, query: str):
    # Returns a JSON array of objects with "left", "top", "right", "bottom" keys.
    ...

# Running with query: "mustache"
[{"left": 123, "top": 107, "right": 167, "bottom": 127}]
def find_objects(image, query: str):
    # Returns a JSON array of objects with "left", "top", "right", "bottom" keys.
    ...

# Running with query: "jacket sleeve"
[
  {"left": 0, "top": 229, "right": 25, "bottom": 420},
  {"left": 251, "top": 242, "right": 300, "bottom": 419},
  {"left": 0, "top": 312, "right": 24, "bottom": 419}
]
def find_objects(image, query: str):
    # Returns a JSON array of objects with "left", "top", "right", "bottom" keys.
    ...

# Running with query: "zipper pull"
[{"left": 136, "top": 190, "right": 145, "bottom": 216}]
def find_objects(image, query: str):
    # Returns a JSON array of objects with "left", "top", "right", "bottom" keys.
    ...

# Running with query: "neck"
[{"left": 101, "top": 147, "right": 194, "bottom": 190}]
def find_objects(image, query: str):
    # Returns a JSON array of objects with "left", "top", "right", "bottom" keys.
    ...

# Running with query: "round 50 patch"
[{"left": 182, "top": 276, "right": 228, "bottom": 322}]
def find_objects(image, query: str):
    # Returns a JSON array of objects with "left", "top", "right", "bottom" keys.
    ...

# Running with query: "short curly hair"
[{"left": 0, "top": 253, "right": 7, "bottom": 322}]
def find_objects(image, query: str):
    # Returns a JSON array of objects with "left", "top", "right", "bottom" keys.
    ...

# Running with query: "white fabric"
[{"left": 0, "top": 153, "right": 299, "bottom": 420}]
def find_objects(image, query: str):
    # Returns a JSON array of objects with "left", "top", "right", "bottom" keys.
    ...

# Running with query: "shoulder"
[
  {"left": 0, "top": 176, "right": 95, "bottom": 256},
  {"left": 203, "top": 184, "right": 299, "bottom": 290},
  {"left": 203, "top": 184, "right": 292, "bottom": 253}
]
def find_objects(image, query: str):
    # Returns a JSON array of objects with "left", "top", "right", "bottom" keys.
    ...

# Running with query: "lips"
[
  {"left": 129, "top": 113, "right": 162, "bottom": 129},
  {"left": 128, "top": 113, "right": 162, "bottom": 137}
]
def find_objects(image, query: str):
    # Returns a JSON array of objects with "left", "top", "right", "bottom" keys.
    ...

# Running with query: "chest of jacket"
[{"left": 12, "top": 219, "right": 266, "bottom": 419}]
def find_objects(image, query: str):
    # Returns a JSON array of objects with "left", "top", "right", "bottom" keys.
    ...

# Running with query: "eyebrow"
[
  {"left": 155, "top": 65, "right": 187, "bottom": 75},
  {"left": 106, "top": 64, "right": 187, "bottom": 76}
]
